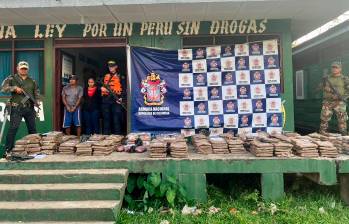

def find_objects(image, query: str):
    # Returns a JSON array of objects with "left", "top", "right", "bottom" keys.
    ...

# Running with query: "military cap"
[
  {"left": 331, "top": 61, "right": 342, "bottom": 68},
  {"left": 18, "top": 61, "right": 29, "bottom": 69},
  {"left": 107, "top": 60, "right": 117, "bottom": 67}
]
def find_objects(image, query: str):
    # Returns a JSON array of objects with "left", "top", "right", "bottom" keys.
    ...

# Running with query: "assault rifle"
[
  {"left": 102, "top": 83, "right": 127, "bottom": 111},
  {"left": 323, "top": 76, "right": 349, "bottom": 102},
  {"left": 12, "top": 74, "right": 41, "bottom": 111}
]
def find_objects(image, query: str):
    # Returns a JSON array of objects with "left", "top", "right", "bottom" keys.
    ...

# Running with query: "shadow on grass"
[{"left": 206, "top": 173, "right": 340, "bottom": 199}]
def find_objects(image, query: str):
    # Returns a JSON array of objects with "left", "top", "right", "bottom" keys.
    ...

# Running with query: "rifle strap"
[
  {"left": 12, "top": 74, "right": 36, "bottom": 107},
  {"left": 12, "top": 74, "right": 26, "bottom": 107},
  {"left": 104, "top": 74, "right": 126, "bottom": 110},
  {"left": 12, "top": 74, "right": 24, "bottom": 88},
  {"left": 324, "top": 76, "right": 345, "bottom": 101},
  {"left": 106, "top": 73, "right": 118, "bottom": 86},
  {"left": 105, "top": 73, "right": 121, "bottom": 96}
]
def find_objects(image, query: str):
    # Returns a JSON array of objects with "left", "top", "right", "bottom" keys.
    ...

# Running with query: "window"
[
  {"left": 295, "top": 70, "right": 305, "bottom": 100},
  {"left": 0, "top": 51, "right": 12, "bottom": 88},
  {"left": 0, "top": 40, "right": 44, "bottom": 96}
]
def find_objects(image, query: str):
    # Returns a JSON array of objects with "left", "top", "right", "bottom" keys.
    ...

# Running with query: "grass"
[{"left": 118, "top": 174, "right": 349, "bottom": 224}]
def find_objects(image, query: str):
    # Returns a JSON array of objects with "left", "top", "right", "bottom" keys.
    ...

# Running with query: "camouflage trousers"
[{"left": 319, "top": 100, "right": 348, "bottom": 135}]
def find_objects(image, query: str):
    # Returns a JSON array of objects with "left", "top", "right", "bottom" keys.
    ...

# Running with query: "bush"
[{"left": 124, "top": 173, "right": 189, "bottom": 212}]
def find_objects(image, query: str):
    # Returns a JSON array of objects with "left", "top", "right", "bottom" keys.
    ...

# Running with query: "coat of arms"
[{"left": 141, "top": 72, "right": 167, "bottom": 106}]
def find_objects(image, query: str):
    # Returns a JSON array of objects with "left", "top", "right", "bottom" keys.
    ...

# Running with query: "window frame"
[{"left": 0, "top": 39, "right": 45, "bottom": 98}]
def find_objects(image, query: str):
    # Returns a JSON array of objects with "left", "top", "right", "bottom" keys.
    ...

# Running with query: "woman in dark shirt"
[{"left": 82, "top": 77, "right": 101, "bottom": 134}]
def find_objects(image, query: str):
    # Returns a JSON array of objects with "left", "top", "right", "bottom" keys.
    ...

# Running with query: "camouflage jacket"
[
  {"left": 1, "top": 74, "right": 40, "bottom": 105},
  {"left": 322, "top": 74, "right": 349, "bottom": 101}
]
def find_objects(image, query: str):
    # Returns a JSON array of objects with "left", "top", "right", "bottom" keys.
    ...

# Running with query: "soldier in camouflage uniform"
[
  {"left": 320, "top": 61, "right": 349, "bottom": 135},
  {"left": 1, "top": 61, "right": 40, "bottom": 154}
]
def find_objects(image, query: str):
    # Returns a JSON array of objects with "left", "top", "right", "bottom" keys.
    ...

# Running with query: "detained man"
[{"left": 62, "top": 75, "right": 83, "bottom": 137}]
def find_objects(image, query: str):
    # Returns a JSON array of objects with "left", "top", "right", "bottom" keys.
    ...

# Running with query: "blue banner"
[
  {"left": 130, "top": 47, "right": 183, "bottom": 132},
  {"left": 130, "top": 40, "right": 283, "bottom": 135}
]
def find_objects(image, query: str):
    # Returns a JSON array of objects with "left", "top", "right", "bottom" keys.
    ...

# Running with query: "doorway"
[{"left": 54, "top": 38, "right": 127, "bottom": 135}]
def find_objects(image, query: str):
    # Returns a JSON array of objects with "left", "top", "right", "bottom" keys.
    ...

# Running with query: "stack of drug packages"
[
  {"left": 40, "top": 131, "right": 63, "bottom": 155},
  {"left": 58, "top": 137, "right": 79, "bottom": 154},
  {"left": 269, "top": 133, "right": 294, "bottom": 157},
  {"left": 249, "top": 134, "right": 274, "bottom": 157},
  {"left": 209, "top": 136, "right": 229, "bottom": 154},
  {"left": 92, "top": 139, "right": 115, "bottom": 156},
  {"left": 157, "top": 133, "right": 174, "bottom": 146},
  {"left": 192, "top": 134, "right": 213, "bottom": 154},
  {"left": 312, "top": 140, "right": 338, "bottom": 158},
  {"left": 157, "top": 134, "right": 177, "bottom": 144},
  {"left": 86, "top": 134, "right": 104, "bottom": 155},
  {"left": 238, "top": 133, "right": 255, "bottom": 152},
  {"left": 284, "top": 132, "right": 301, "bottom": 138},
  {"left": 291, "top": 136, "right": 319, "bottom": 157},
  {"left": 320, "top": 133, "right": 343, "bottom": 154},
  {"left": 270, "top": 133, "right": 293, "bottom": 143},
  {"left": 308, "top": 132, "right": 338, "bottom": 158},
  {"left": 307, "top": 132, "right": 323, "bottom": 140},
  {"left": 169, "top": 135, "right": 188, "bottom": 158},
  {"left": 60, "top": 135, "right": 78, "bottom": 143},
  {"left": 75, "top": 134, "right": 105, "bottom": 156},
  {"left": 23, "top": 134, "right": 42, "bottom": 154},
  {"left": 88, "top": 134, "right": 107, "bottom": 142},
  {"left": 105, "top": 135, "right": 124, "bottom": 151},
  {"left": 221, "top": 133, "right": 247, "bottom": 155},
  {"left": 12, "top": 138, "right": 28, "bottom": 155},
  {"left": 149, "top": 138, "right": 167, "bottom": 158},
  {"left": 342, "top": 136, "right": 349, "bottom": 155},
  {"left": 75, "top": 141, "right": 93, "bottom": 156}
]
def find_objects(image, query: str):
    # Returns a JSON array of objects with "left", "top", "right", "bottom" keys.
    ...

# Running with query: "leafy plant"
[{"left": 124, "top": 173, "right": 189, "bottom": 211}]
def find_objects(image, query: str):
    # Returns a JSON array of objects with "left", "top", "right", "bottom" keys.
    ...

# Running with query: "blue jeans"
[{"left": 83, "top": 110, "right": 100, "bottom": 135}]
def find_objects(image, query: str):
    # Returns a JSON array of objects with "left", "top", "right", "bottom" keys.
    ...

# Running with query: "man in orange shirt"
[{"left": 101, "top": 60, "right": 126, "bottom": 134}]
